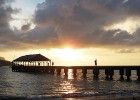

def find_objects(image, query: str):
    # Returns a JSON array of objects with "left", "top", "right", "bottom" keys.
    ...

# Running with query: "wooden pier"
[
  {"left": 12, "top": 65, "right": 140, "bottom": 81},
  {"left": 12, "top": 54, "right": 140, "bottom": 81}
]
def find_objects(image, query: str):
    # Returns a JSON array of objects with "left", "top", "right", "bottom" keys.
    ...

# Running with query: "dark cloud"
[
  {"left": 33, "top": 0, "right": 140, "bottom": 48},
  {"left": 21, "top": 26, "right": 60, "bottom": 46},
  {"left": 130, "top": 28, "right": 140, "bottom": 46},
  {"left": 123, "top": 0, "right": 140, "bottom": 16},
  {"left": 0, "top": 0, "right": 22, "bottom": 51},
  {"left": 21, "top": 23, "right": 31, "bottom": 32},
  {"left": 0, "top": 0, "right": 18, "bottom": 30}
]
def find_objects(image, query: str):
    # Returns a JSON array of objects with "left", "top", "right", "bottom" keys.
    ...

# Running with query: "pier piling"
[
  {"left": 109, "top": 69, "right": 114, "bottom": 80},
  {"left": 82, "top": 68, "right": 87, "bottom": 77},
  {"left": 64, "top": 68, "right": 68, "bottom": 76},
  {"left": 119, "top": 68, "right": 124, "bottom": 80},
  {"left": 93, "top": 68, "right": 99, "bottom": 79},
  {"left": 50, "top": 68, "right": 55, "bottom": 74},
  {"left": 137, "top": 68, "right": 140, "bottom": 81},
  {"left": 57, "top": 68, "right": 61, "bottom": 75},
  {"left": 105, "top": 68, "right": 109, "bottom": 79},
  {"left": 125, "top": 68, "right": 131, "bottom": 80},
  {"left": 73, "top": 68, "right": 77, "bottom": 77}
]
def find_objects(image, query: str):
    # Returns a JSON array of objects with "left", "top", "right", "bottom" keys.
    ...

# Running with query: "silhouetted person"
[{"left": 94, "top": 59, "right": 97, "bottom": 66}]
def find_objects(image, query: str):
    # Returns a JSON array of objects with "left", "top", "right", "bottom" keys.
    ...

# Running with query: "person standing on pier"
[{"left": 94, "top": 59, "right": 97, "bottom": 66}]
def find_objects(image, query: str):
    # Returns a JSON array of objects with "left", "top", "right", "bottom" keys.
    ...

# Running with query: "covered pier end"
[{"left": 12, "top": 54, "right": 53, "bottom": 72}]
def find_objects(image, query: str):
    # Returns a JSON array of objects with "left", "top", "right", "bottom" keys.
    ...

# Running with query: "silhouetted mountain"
[
  {"left": 0, "top": 57, "right": 5, "bottom": 60},
  {"left": 0, "top": 60, "right": 12, "bottom": 67}
]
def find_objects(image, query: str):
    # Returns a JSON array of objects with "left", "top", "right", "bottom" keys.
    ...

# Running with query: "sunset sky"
[{"left": 0, "top": 0, "right": 140, "bottom": 65}]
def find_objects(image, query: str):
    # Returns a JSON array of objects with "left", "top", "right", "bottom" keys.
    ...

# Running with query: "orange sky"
[{"left": 1, "top": 48, "right": 140, "bottom": 66}]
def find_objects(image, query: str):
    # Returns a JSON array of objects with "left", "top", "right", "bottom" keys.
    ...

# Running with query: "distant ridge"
[{"left": 0, "top": 60, "right": 12, "bottom": 67}]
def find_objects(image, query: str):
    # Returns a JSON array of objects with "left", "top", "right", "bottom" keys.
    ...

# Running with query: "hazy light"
[
  {"left": 3, "top": 48, "right": 140, "bottom": 66},
  {"left": 59, "top": 47, "right": 81, "bottom": 61},
  {"left": 51, "top": 47, "right": 83, "bottom": 65}
]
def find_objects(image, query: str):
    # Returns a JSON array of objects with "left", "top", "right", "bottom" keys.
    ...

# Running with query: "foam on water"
[
  {"left": 28, "top": 90, "right": 140, "bottom": 98},
  {"left": 1, "top": 90, "right": 139, "bottom": 99},
  {"left": 0, "top": 90, "right": 140, "bottom": 99}
]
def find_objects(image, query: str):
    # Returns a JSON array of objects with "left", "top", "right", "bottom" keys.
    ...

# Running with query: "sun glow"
[
  {"left": 51, "top": 47, "right": 82, "bottom": 65},
  {"left": 59, "top": 47, "right": 81, "bottom": 61}
]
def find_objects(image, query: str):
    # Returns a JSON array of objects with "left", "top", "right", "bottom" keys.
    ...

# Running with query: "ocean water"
[{"left": 0, "top": 66, "right": 140, "bottom": 99}]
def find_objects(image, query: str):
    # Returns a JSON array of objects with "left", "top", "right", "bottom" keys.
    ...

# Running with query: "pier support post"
[
  {"left": 50, "top": 68, "right": 55, "bottom": 74},
  {"left": 82, "top": 68, "right": 87, "bottom": 77},
  {"left": 73, "top": 68, "right": 77, "bottom": 77},
  {"left": 46, "top": 68, "right": 50, "bottom": 73},
  {"left": 105, "top": 68, "right": 109, "bottom": 79},
  {"left": 137, "top": 68, "right": 140, "bottom": 81},
  {"left": 57, "top": 68, "right": 61, "bottom": 75},
  {"left": 64, "top": 68, "right": 68, "bottom": 76},
  {"left": 93, "top": 68, "right": 99, "bottom": 79},
  {"left": 119, "top": 68, "right": 124, "bottom": 80},
  {"left": 109, "top": 69, "right": 114, "bottom": 80},
  {"left": 125, "top": 68, "right": 131, "bottom": 81}
]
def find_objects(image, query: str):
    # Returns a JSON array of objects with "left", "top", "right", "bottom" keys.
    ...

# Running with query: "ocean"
[{"left": 0, "top": 66, "right": 140, "bottom": 99}]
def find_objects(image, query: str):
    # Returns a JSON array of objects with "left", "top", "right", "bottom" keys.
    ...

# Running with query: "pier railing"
[{"left": 12, "top": 65, "right": 140, "bottom": 81}]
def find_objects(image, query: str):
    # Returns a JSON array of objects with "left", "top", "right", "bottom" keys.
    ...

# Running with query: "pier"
[
  {"left": 12, "top": 65, "right": 140, "bottom": 81},
  {"left": 12, "top": 54, "right": 140, "bottom": 81}
]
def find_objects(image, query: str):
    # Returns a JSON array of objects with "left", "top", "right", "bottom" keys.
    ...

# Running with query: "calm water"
[{"left": 0, "top": 66, "right": 140, "bottom": 99}]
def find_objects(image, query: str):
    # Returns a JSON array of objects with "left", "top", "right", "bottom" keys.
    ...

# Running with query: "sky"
[{"left": 0, "top": 0, "right": 140, "bottom": 65}]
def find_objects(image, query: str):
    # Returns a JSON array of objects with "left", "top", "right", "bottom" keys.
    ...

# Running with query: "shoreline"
[
  {"left": 65, "top": 95, "right": 139, "bottom": 100},
  {"left": 1, "top": 94, "right": 140, "bottom": 100}
]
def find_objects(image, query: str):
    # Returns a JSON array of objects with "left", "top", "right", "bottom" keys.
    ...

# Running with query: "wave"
[
  {"left": 29, "top": 90, "right": 140, "bottom": 98},
  {"left": 1, "top": 90, "right": 140, "bottom": 99}
]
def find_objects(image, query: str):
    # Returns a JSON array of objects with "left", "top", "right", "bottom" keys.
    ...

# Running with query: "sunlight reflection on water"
[
  {"left": 57, "top": 69, "right": 77, "bottom": 94},
  {"left": 60, "top": 81, "right": 77, "bottom": 94},
  {"left": 68, "top": 69, "right": 74, "bottom": 80}
]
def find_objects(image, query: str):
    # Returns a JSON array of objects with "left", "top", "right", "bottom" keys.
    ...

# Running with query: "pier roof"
[{"left": 13, "top": 54, "right": 51, "bottom": 61}]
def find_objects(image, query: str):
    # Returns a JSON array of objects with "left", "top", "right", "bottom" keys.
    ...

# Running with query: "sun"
[
  {"left": 50, "top": 47, "right": 83, "bottom": 65},
  {"left": 59, "top": 47, "right": 81, "bottom": 61}
]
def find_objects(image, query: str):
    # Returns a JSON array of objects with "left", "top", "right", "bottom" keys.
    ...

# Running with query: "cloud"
[
  {"left": 1, "top": 0, "right": 140, "bottom": 51},
  {"left": 116, "top": 48, "right": 140, "bottom": 53},
  {"left": 123, "top": 0, "right": 140, "bottom": 16},
  {"left": 21, "top": 25, "right": 60, "bottom": 46},
  {"left": 0, "top": 0, "right": 22, "bottom": 50},
  {"left": 33, "top": 0, "right": 140, "bottom": 48}
]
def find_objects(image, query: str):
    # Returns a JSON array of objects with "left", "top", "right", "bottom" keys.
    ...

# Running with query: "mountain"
[
  {"left": 0, "top": 60, "right": 12, "bottom": 67},
  {"left": 0, "top": 57, "right": 5, "bottom": 60}
]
